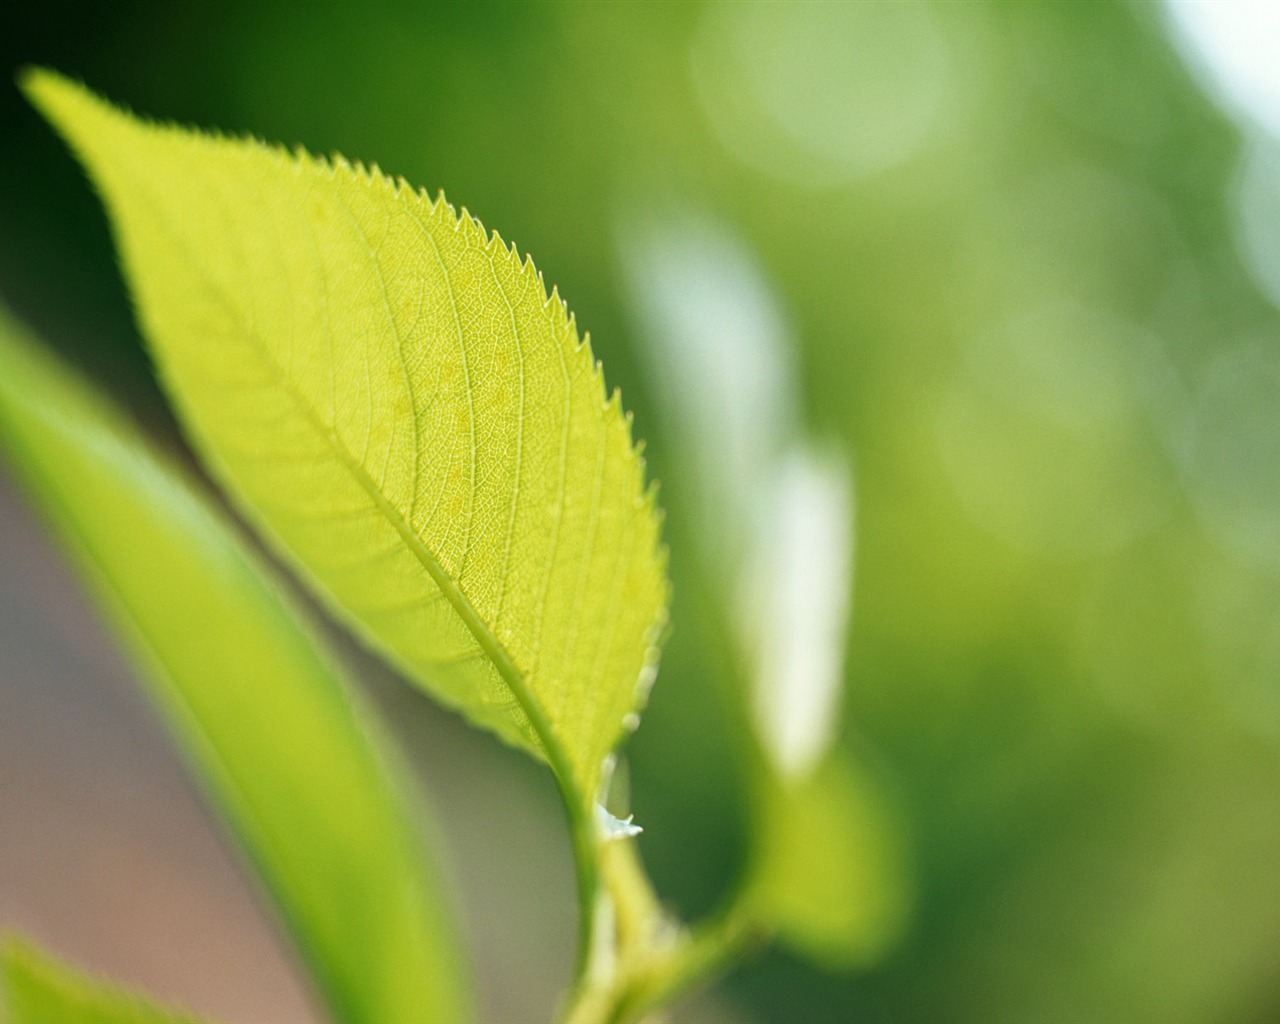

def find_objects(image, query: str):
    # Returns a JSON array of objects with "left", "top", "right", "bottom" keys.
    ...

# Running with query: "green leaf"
[
  {"left": 747, "top": 752, "right": 910, "bottom": 969},
  {"left": 23, "top": 68, "right": 669, "bottom": 809},
  {"left": 2, "top": 937, "right": 211, "bottom": 1024},
  {"left": 0, "top": 308, "right": 472, "bottom": 1024}
]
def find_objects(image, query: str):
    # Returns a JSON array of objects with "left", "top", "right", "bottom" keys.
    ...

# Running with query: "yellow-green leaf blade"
[
  {"left": 2, "top": 938, "right": 212, "bottom": 1024},
  {"left": 0, "top": 310, "right": 472, "bottom": 1024},
  {"left": 24, "top": 69, "right": 669, "bottom": 805}
]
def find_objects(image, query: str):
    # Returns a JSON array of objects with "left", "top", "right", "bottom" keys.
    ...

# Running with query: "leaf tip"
[
  {"left": 19, "top": 65, "right": 102, "bottom": 134},
  {"left": 16, "top": 64, "right": 66, "bottom": 105},
  {"left": 15, "top": 63, "right": 46, "bottom": 99}
]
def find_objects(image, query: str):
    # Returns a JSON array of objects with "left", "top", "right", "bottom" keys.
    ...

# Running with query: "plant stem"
[
  {"left": 632, "top": 906, "right": 766, "bottom": 1023},
  {"left": 558, "top": 791, "right": 602, "bottom": 985},
  {"left": 561, "top": 893, "right": 768, "bottom": 1024}
]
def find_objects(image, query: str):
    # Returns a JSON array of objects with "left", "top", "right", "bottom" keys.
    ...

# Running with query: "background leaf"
[
  {"left": 619, "top": 207, "right": 909, "bottom": 965},
  {"left": 746, "top": 753, "right": 910, "bottom": 969},
  {"left": 0, "top": 308, "right": 472, "bottom": 1024},
  {"left": 2, "top": 938, "right": 210, "bottom": 1024},
  {"left": 23, "top": 69, "right": 669, "bottom": 808}
]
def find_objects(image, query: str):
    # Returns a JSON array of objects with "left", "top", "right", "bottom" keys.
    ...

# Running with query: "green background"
[{"left": 2, "top": 2, "right": 1278, "bottom": 1022}]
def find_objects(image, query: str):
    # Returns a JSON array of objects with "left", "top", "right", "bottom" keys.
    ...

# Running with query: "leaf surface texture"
[{"left": 25, "top": 70, "right": 669, "bottom": 803}]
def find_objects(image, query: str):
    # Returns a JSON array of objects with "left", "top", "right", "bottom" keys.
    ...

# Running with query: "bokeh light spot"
[{"left": 690, "top": 0, "right": 953, "bottom": 187}]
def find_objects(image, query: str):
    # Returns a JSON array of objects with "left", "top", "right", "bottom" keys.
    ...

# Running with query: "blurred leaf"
[
  {"left": 0, "top": 308, "right": 472, "bottom": 1024},
  {"left": 739, "top": 447, "right": 853, "bottom": 779},
  {"left": 619, "top": 208, "right": 907, "bottom": 966},
  {"left": 747, "top": 752, "right": 910, "bottom": 969},
  {"left": 23, "top": 68, "right": 669, "bottom": 808},
  {"left": 2, "top": 937, "right": 211, "bottom": 1024}
]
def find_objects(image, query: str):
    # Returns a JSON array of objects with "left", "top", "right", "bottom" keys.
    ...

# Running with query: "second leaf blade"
[{"left": 0, "top": 308, "right": 472, "bottom": 1024}]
